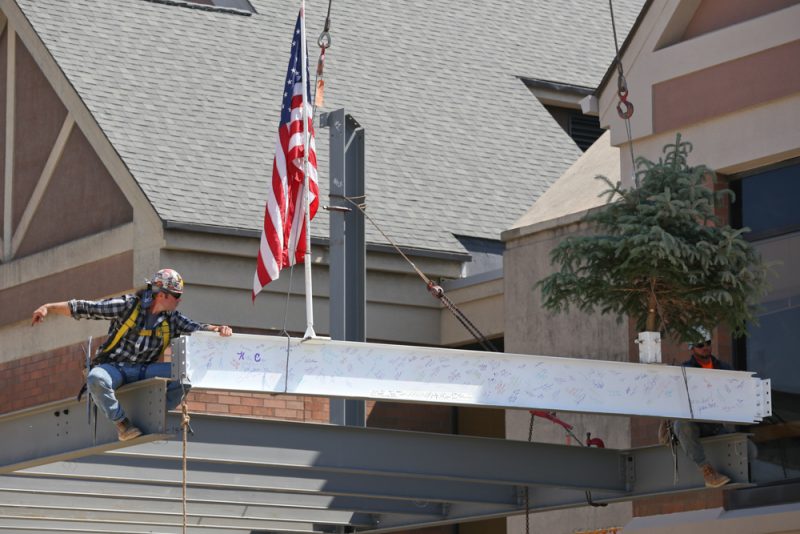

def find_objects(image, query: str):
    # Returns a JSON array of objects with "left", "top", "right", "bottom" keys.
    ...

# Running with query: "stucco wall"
[{"left": 503, "top": 217, "right": 632, "bottom": 533}]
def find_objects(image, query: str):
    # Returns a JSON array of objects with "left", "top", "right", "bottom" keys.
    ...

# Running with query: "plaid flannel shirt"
[{"left": 69, "top": 294, "right": 209, "bottom": 365}]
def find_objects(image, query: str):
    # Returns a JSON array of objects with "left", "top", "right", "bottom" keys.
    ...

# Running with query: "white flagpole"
[{"left": 300, "top": 0, "right": 316, "bottom": 339}]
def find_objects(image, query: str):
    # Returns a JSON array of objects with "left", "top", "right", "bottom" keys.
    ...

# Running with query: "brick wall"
[
  {"left": 0, "top": 342, "right": 86, "bottom": 414},
  {"left": 0, "top": 343, "right": 329, "bottom": 423},
  {"left": 186, "top": 390, "right": 328, "bottom": 422}
]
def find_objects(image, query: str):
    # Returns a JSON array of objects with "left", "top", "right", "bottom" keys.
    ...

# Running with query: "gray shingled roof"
[{"left": 16, "top": 0, "right": 642, "bottom": 255}]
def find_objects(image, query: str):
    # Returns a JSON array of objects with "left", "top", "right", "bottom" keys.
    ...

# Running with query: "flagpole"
[{"left": 300, "top": 0, "right": 316, "bottom": 340}]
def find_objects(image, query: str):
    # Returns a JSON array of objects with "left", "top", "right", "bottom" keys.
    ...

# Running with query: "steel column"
[{"left": 321, "top": 108, "right": 366, "bottom": 427}]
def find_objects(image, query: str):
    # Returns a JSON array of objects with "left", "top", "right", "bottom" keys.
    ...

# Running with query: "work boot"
[
  {"left": 700, "top": 463, "right": 730, "bottom": 488},
  {"left": 115, "top": 418, "right": 143, "bottom": 441}
]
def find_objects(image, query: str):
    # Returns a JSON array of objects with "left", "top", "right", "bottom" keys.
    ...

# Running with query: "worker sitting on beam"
[
  {"left": 31, "top": 268, "right": 233, "bottom": 441},
  {"left": 673, "top": 327, "right": 732, "bottom": 488}
]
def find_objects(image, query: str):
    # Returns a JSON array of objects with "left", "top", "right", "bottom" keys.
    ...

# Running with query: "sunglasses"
[
  {"left": 163, "top": 290, "right": 182, "bottom": 300},
  {"left": 693, "top": 341, "right": 711, "bottom": 348}
]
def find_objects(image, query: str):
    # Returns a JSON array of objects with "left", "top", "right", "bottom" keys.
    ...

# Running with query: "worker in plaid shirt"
[{"left": 31, "top": 268, "right": 232, "bottom": 441}]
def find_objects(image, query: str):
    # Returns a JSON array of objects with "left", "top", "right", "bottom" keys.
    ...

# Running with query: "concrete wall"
[{"left": 503, "top": 215, "right": 632, "bottom": 534}]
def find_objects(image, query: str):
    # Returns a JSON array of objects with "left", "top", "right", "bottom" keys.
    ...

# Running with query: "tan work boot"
[
  {"left": 115, "top": 418, "right": 143, "bottom": 441},
  {"left": 700, "top": 463, "right": 730, "bottom": 488}
]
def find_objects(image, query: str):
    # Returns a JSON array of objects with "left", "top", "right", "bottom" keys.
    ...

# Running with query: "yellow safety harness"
[{"left": 96, "top": 297, "right": 171, "bottom": 363}]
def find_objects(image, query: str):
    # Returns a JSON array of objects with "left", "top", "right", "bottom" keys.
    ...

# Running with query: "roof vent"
[{"left": 141, "top": 0, "right": 256, "bottom": 16}]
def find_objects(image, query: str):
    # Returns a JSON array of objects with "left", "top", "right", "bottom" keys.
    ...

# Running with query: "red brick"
[
  {"left": 191, "top": 392, "right": 219, "bottom": 403},
  {"left": 251, "top": 406, "right": 275, "bottom": 417},
  {"left": 186, "top": 401, "right": 207, "bottom": 412},
  {"left": 230, "top": 405, "right": 253, "bottom": 416},
  {"left": 206, "top": 403, "right": 230, "bottom": 413},
  {"left": 216, "top": 395, "right": 242, "bottom": 405},
  {"left": 240, "top": 397, "right": 265, "bottom": 407}
]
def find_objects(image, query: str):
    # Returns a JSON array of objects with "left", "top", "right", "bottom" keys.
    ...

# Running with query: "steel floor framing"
[{"left": 0, "top": 390, "right": 752, "bottom": 533}]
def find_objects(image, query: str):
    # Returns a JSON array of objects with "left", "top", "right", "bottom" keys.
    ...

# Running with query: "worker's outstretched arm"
[
  {"left": 205, "top": 324, "right": 233, "bottom": 337},
  {"left": 31, "top": 302, "right": 71, "bottom": 325}
]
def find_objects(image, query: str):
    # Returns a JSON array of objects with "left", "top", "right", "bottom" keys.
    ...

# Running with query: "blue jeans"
[
  {"left": 673, "top": 421, "right": 731, "bottom": 465},
  {"left": 86, "top": 363, "right": 189, "bottom": 423}
]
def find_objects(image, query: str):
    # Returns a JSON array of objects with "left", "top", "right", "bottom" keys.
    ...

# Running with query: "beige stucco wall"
[
  {"left": 503, "top": 217, "right": 632, "bottom": 533},
  {"left": 439, "top": 272, "right": 504, "bottom": 347},
  {"left": 161, "top": 228, "right": 464, "bottom": 345}
]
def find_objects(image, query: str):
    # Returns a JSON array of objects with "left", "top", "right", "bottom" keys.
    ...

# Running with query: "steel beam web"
[{"left": 174, "top": 332, "right": 771, "bottom": 423}]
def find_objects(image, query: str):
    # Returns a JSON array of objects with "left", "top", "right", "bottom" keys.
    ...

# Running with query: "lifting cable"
[
  {"left": 342, "top": 195, "right": 498, "bottom": 353},
  {"left": 608, "top": 0, "right": 639, "bottom": 186},
  {"left": 181, "top": 399, "right": 190, "bottom": 534}
]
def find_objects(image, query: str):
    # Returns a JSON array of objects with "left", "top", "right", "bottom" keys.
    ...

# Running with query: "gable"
[
  {"left": 681, "top": 0, "right": 800, "bottom": 42},
  {"left": 0, "top": 21, "right": 133, "bottom": 263},
  {"left": 598, "top": 0, "right": 800, "bottom": 177}
]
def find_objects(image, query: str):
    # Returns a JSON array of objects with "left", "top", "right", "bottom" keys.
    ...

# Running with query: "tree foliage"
[{"left": 537, "top": 135, "right": 768, "bottom": 342}]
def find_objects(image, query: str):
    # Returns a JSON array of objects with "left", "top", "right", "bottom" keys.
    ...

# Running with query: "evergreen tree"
[{"left": 538, "top": 135, "right": 768, "bottom": 342}]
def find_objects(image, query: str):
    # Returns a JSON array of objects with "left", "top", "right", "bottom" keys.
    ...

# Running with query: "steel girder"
[
  {"left": 174, "top": 332, "right": 772, "bottom": 423},
  {"left": 0, "top": 413, "right": 752, "bottom": 533}
]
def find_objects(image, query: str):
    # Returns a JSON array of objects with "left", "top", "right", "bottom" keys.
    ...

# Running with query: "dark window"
[
  {"left": 735, "top": 162, "right": 800, "bottom": 239},
  {"left": 732, "top": 159, "right": 800, "bottom": 484}
]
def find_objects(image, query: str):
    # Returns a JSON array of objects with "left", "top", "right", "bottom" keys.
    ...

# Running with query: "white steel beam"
[{"left": 174, "top": 333, "right": 771, "bottom": 424}]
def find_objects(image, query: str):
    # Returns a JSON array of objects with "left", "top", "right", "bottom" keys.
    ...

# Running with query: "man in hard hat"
[
  {"left": 31, "top": 268, "right": 233, "bottom": 441},
  {"left": 672, "top": 327, "right": 732, "bottom": 488}
]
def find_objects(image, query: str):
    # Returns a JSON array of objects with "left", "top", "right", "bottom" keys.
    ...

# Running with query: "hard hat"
[
  {"left": 689, "top": 326, "right": 711, "bottom": 347},
  {"left": 151, "top": 268, "right": 184, "bottom": 295}
]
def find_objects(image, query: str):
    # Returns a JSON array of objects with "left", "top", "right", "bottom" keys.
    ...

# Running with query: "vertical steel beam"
[{"left": 321, "top": 108, "right": 366, "bottom": 427}]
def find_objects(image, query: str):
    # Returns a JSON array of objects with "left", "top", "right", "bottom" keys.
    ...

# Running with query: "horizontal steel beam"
[
  {"left": 0, "top": 379, "right": 172, "bottom": 474},
  {"left": 109, "top": 413, "right": 629, "bottom": 492},
  {"left": 174, "top": 332, "right": 771, "bottom": 423},
  {"left": 0, "top": 515, "right": 323, "bottom": 533},
  {"left": 0, "top": 504, "right": 330, "bottom": 531},
  {"left": 0, "top": 475, "right": 440, "bottom": 516},
  {"left": 20, "top": 457, "right": 519, "bottom": 507},
  {"left": 0, "top": 490, "right": 376, "bottom": 527},
  {"left": 370, "top": 434, "right": 753, "bottom": 532},
  {"left": 0, "top": 413, "right": 752, "bottom": 532}
]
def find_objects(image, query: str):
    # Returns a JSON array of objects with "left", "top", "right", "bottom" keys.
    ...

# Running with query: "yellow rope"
[{"left": 181, "top": 399, "right": 190, "bottom": 533}]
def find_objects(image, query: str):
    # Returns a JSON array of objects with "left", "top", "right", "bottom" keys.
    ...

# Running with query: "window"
[{"left": 731, "top": 159, "right": 800, "bottom": 484}]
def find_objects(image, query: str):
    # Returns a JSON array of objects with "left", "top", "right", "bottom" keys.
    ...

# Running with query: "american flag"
[{"left": 253, "top": 9, "right": 319, "bottom": 301}]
